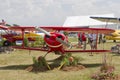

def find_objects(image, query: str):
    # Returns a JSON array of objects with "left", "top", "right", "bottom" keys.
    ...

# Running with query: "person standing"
[
  {"left": 81, "top": 33, "right": 86, "bottom": 50},
  {"left": 91, "top": 33, "right": 97, "bottom": 50},
  {"left": 98, "top": 34, "right": 102, "bottom": 44},
  {"left": 77, "top": 32, "right": 82, "bottom": 48},
  {"left": 89, "top": 33, "right": 97, "bottom": 56}
]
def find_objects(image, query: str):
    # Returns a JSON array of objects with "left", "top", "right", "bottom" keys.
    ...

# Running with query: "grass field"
[{"left": 0, "top": 40, "right": 120, "bottom": 80}]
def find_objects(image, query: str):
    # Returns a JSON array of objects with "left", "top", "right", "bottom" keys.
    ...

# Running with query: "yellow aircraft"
[
  {"left": 13, "top": 31, "right": 42, "bottom": 40},
  {"left": 105, "top": 30, "right": 120, "bottom": 40}
]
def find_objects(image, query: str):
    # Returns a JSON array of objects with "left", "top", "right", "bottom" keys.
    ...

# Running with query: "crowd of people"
[{"left": 77, "top": 32, "right": 101, "bottom": 51}]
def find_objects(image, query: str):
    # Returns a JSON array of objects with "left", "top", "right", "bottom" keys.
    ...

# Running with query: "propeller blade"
[
  {"left": 56, "top": 37, "right": 72, "bottom": 49},
  {"left": 35, "top": 27, "right": 51, "bottom": 36}
]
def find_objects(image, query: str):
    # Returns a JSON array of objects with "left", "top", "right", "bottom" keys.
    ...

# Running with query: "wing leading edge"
[
  {"left": 40, "top": 26, "right": 115, "bottom": 34},
  {"left": 2, "top": 25, "right": 114, "bottom": 34}
]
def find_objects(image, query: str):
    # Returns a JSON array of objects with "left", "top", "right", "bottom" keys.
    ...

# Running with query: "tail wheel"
[{"left": 3, "top": 40, "right": 11, "bottom": 46}]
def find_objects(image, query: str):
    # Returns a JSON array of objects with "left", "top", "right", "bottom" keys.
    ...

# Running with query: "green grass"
[{"left": 0, "top": 41, "right": 120, "bottom": 80}]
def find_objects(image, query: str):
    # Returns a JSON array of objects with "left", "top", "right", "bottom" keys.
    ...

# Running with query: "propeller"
[
  {"left": 35, "top": 27, "right": 51, "bottom": 36},
  {"left": 56, "top": 37, "right": 71, "bottom": 48},
  {"left": 35, "top": 27, "right": 72, "bottom": 48}
]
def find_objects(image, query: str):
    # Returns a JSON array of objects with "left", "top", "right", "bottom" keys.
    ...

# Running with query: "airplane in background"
[
  {"left": 0, "top": 26, "right": 44, "bottom": 46},
  {"left": 0, "top": 20, "right": 44, "bottom": 46},
  {"left": 105, "top": 30, "right": 120, "bottom": 41},
  {"left": 90, "top": 16, "right": 120, "bottom": 42}
]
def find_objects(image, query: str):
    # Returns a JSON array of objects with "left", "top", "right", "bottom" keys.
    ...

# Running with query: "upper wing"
[
  {"left": 8, "top": 26, "right": 115, "bottom": 34},
  {"left": 40, "top": 26, "right": 115, "bottom": 34},
  {"left": 9, "top": 26, "right": 36, "bottom": 31},
  {"left": 90, "top": 16, "right": 120, "bottom": 23}
]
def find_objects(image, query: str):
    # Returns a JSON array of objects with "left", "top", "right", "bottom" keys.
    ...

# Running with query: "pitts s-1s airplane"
[{"left": 0, "top": 23, "right": 115, "bottom": 56}]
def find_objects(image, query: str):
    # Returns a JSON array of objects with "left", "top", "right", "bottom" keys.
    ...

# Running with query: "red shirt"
[{"left": 82, "top": 33, "right": 86, "bottom": 41}]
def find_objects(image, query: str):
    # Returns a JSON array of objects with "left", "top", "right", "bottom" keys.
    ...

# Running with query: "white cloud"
[{"left": 0, "top": 0, "right": 120, "bottom": 26}]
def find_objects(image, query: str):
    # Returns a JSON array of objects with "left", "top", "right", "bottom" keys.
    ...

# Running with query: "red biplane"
[{"left": 0, "top": 24, "right": 115, "bottom": 57}]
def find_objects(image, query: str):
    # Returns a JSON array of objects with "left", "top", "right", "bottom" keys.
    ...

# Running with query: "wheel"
[
  {"left": 113, "top": 40, "right": 116, "bottom": 42},
  {"left": 3, "top": 40, "right": 11, "bottom": 47},
  {"left": 54, "top": 51, "right": 61, "bottom": 55}
]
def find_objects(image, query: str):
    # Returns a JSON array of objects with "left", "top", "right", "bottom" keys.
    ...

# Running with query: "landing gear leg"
[
  {"left": 37, "top": 52, "right": 51, "bottom": 70},
  {"left": 44, "top": 52, "right": 49, "bottom": 58}
]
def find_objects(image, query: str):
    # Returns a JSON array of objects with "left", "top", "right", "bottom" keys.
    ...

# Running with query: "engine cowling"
[{"left": 44, "top": 32, "right": 66, "bottom": 48}]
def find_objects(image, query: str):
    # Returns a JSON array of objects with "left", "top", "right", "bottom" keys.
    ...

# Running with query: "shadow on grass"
[
  {"left": 0, "top": 63, "right": 58, "bottom": 73},
  {"left": 112, "top": 53, "right": 120, "bottom": 56},
  {"left": 0, "top": 64, "right": 31, "bottom": 70},
  {"left": 0, "top": 60, "right": 102, "bottom": 73},
  {"left": 81, "top": 63, "right": 102, "bottom": 68}
]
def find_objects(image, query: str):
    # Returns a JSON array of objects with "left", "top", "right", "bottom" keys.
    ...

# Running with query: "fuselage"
[{"left": 105, "top": 30, "right": 120, "bottom": 40}]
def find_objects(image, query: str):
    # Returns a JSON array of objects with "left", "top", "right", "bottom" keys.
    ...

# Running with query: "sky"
[{"left": 0, "top": 0, "right": 120, "bottom": 26}]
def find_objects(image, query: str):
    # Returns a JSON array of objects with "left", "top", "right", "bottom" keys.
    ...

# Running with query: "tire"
[
  {"left": 54, "top": 51, "right": 61, "bottom": 55},
  {"left": 3, "top": 40, "right": 11, "bottom": 47}
]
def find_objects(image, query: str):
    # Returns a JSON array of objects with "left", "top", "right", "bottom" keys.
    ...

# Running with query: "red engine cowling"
[{"left": 44, "top": 32, "right": 67, "bottom": 54}]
